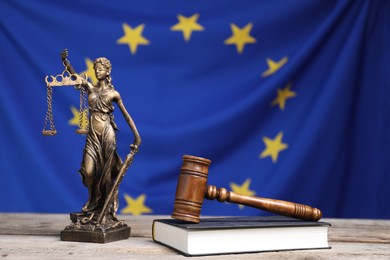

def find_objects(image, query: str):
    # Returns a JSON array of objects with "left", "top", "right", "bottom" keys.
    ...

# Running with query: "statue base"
[{"left": 60, "top": 212, "right": 131, "bottom": 243}]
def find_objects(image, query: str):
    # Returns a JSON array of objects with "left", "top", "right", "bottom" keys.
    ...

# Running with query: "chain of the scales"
[
  {"left": 76, "top": 86, "right": 89, "bottom": 135},
  {"left": 42, "top": 63, "right": 89, "bottom": 136},
  {"left": 42, "top": 85, "right": 57, "bottom": 136}
]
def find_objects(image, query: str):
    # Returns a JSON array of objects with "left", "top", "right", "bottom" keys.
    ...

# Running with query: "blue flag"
[{"left": 1, "top": 0, "right": 389, "bottom": 218}]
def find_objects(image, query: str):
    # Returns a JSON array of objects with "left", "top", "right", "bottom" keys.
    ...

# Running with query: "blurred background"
[{"left": 1, "top": 0, "right": 389, "bottom": 219}]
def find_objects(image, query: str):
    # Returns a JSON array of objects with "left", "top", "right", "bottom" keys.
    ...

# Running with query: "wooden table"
[{"left": 1, "top": 214, "right": 389, "bottom": 259}]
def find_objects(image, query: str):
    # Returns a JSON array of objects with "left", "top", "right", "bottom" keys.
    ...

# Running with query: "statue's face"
[{"left": 95, "top": 63, "right": 110, "bottom": 80}]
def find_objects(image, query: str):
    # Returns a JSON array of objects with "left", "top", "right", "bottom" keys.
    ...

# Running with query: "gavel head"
[{"left": 171, "top": 155, "right": 211, "bottom": 223}]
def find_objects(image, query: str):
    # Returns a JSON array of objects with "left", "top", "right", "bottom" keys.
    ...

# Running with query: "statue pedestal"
[{"left": 60, "top": 212, "right": 131, "bottom": 243}]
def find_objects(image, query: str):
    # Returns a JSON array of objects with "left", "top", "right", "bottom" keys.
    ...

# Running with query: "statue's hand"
[
  {"left": 73, "top": 74, "right": 87, "bottom": 90},
  {"left": 130, "top": 144, "right": 139, "bottom": 153},
  {"left": 80, "top": 73, "right": 88, "bottom": 85},
  {"left": 61, "top": 49, "right": 69, "bottom": 61}
]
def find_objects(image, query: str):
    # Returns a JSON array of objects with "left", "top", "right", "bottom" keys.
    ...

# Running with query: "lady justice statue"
[{"left": 43, "top": 49, "right": 141, "bottom": 243}]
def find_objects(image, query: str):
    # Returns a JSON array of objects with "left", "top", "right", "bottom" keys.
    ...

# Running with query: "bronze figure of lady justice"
[{"left": 42, "top": 49, "right": 141, "bottom": 243}]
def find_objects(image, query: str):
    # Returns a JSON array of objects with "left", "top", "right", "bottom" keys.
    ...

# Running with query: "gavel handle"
[{"left": 205, "top": 185, "right": 322, "bottom": 221}]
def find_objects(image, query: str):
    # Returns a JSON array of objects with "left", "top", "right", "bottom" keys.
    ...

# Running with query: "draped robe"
[{"left": 79, "top": 88, "right": 122, "bottom": 215}]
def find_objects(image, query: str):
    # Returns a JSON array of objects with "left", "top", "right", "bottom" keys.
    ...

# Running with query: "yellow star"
[
  {"left": 171, "top": 13, "right": 204, "bottom": 42},
  {"left": 260, "top": 131, "right": 288, "bottom": 163},
  {"left": 261, "top": 57, "right": 288, "bottom": 77},
  {"left": 80, "top": 58, "right": 97, "bottom": 85},
  {"left": 117, "top": 23, "right": 150, "bottom": 55},
  {"left": 230, "top": 178, "right": 256, "bottom": 209},
  {"left": 224, "top": 23, "right": 256, "bottom": 54},
  {"left": 271, "top": 83, "right": 296, "bottom": 110},
  {"left": 121, "top": 194, "right": 152, "bottom": 216},
  {"left": 68, "top": 106, "right": 88, "bottom": 130}
]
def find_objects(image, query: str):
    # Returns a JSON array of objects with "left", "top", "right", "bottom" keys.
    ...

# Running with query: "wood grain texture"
[{"left": 1, "top": 214, "right": 390, "bottom": 259}]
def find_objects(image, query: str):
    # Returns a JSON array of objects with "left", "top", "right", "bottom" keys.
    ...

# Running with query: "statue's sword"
[{"left": 97, "top": 147, "right": 137, "bottom": 224}]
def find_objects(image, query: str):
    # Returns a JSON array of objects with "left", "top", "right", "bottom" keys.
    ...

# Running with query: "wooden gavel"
[{"left": 172, "top": 155, "right": 322, "bottom": 223}]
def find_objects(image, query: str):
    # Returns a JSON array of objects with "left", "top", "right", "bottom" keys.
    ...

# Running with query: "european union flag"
[{"left": 1, "top": 0, "right": 389, "bottom": 219}]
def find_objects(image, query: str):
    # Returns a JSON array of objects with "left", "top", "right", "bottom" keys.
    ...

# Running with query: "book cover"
[{"left": 152, "top": 216, "right": 331, "bottom": 256}]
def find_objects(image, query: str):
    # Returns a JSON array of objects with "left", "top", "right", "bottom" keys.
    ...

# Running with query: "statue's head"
[{"left": 94, "top": 57, "right": 112, "bottom": 81}]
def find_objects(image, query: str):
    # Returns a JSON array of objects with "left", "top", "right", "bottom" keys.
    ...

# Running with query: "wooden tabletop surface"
[{"left": 0, "top": 213, "right": 389, "bottom": 259}]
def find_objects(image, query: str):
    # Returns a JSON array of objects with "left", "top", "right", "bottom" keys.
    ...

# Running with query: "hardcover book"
[{"left": 152, "top": 216, "right": 330, "bottom": 256}]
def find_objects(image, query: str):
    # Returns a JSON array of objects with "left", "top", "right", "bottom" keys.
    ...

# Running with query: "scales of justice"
[{"left": 42, "top": 49, "right": 141, "bottom": 243}]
